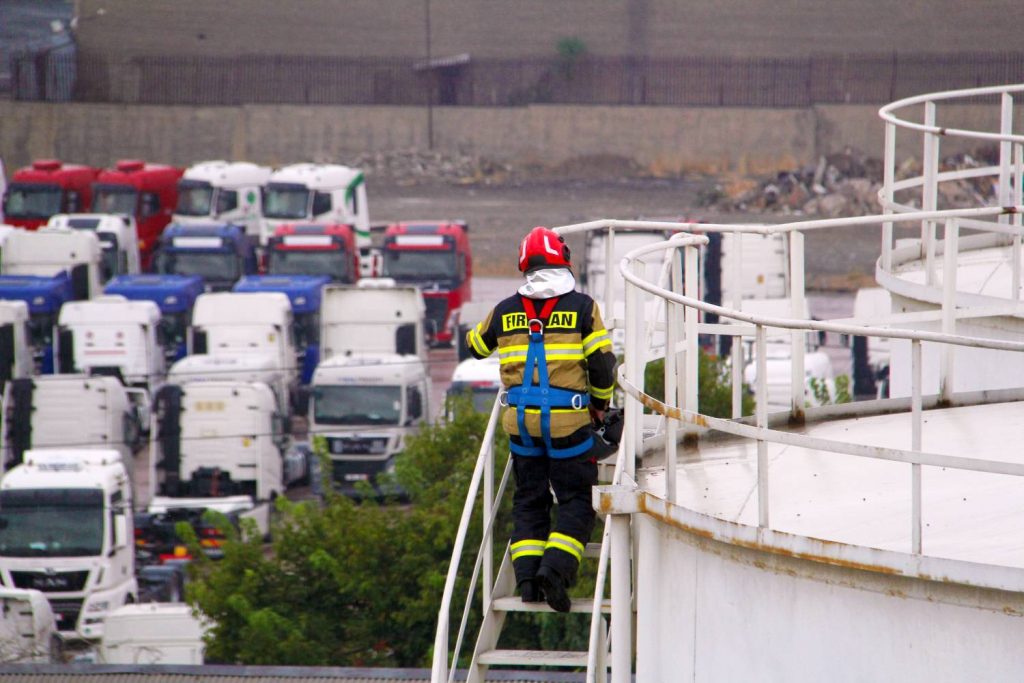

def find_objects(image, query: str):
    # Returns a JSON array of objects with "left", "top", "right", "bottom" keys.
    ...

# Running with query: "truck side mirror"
[
  {"left": 112, "top": 513, "right": 128, "bottom": 555},
  {"left": 192, "top": 329, "right": 207, "bottom": 355},
  {"left": 57, "top": 328, "right": 75, "bottom": 373},
  {"left": 395, "top": 323, "right": 416, "bottom": 357},
  {"left": 69, "top": 264, "right": 90, "bottom": 300}
]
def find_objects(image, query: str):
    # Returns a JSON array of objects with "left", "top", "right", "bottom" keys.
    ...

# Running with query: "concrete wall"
[
  {"left": 1, "top": 102, "right": 1020, "bottom": 175},
  {"left": 75, "top": 0, "right": 1024, "bottom": 59}
]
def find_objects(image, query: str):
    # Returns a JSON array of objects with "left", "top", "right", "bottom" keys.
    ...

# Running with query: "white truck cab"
[
  {"left": 0, "top": 227, "right": 104, "bottom": 299},
  {"left": 150, "top": 381, "right": 287, "bottom": 537},
  {"left": 45, "top": 213, "right": 141, "bottom": 281},
  {"left": 173, "top": 161, "right": 271, "bottom": 241},
  {"left": 57, "top": 296, "right": 165, "bottom": 393},
  {"left": 0, "top": 301, "right": 34, "bottom": 391},
  {"left": 0, "top": 374, "right": 145, "bottom": 474},
  {"left": 186, "top": 291, "right": 297, "bottom": 413},
  {"left": 447, "top": 355, "right": 502, "bottom": 415},
  {"left": 0, "top": 449, "right": 136, "bottom": 641},
  {"left": 99, "top": 603, "right": 205, "bottom": 665},
  {"left": 310, "top": 352, "right": 429, "bottom": 496},
  {"left": 320, "top": 280, "right": 426, "bottom": 363},
  {"left": 261, "top": 164, "right": 372, "bottom": 271}
]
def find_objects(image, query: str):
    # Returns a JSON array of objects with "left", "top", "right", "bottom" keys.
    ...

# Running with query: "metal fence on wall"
[{"left": 12, "top": 50, "right": 1024, "bottom": 107}]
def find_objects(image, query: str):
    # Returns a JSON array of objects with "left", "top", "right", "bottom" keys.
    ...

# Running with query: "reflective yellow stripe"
[
  {"left": 522, "top": 407, "right": 586, "bottom": 414},
  {"left": 543, "top": 343, "right": 584, "bottom": 351},
  {"left": 582, "top": 329, "right": 608, "bottom": 347},
  {"left": 545, "top": 532, "right": 585, "bottom": 562},
  {"left": 468, "top": 325, "right": 490, "bottom": 355},
  {"left": 591, "top": 384, "right": 615, "bottom": 400},
  {"left": 499, "top": 354, "right": 529, "bottom": 365},
  {"left": 544, "top": 353, "right": 585, "bottom": 361},
  {"left": 511, "top": 539, "right": 546, "bottom": 560},
  {"left": 583, "top": 332, "right": 611, "bottom": 356}
]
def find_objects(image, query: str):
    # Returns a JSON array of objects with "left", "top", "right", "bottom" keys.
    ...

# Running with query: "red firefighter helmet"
[{"left": 518, "top": 226, "right": 571, "bottom": 272}]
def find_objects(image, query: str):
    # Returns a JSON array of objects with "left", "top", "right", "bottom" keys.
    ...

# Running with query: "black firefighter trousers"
[{"left": 510, "top": 448, "right": 598, "bottom": 588}]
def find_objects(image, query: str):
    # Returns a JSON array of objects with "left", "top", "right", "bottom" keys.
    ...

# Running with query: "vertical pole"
[
  {"left": 922, "top": 102, "right": 939, "bottom": 286},
  {"left": 605, "top": 227, "right": 616, "bottom": 324},
  {"left": 911, "top": 339, "right": 922, "bottom": 554},
  {"left": 882, "top": 122, "right": 896, "bottom": 273},
  {"left": 940, "top": 218, "right": 958, "bottom": 402},
  {"left": 756, "top": 324, "right": 769, "bottom": 528},
  {"left": 623, "top": 258, "right": 644, "bottom": 480},
  {"left": 664, "top": 247, "right": 679, "bottom": 504},
  {"left": 731, "top": 230, "right": 745, "bottom": 419},
  {"left": 483, "top": 435, "right": 493, "bottom": 613},
  {"left": 789, "top": 231, "right": 806, "bottom": 414},
  {"left": 610, "top": 513, "right": 632, "bottom": 683},
  {"left": 684, "top": 244, "right": 699, "bottom": 424},
  {"left": 1015, "top": 142, "right": 1023, "bottom": 301}
]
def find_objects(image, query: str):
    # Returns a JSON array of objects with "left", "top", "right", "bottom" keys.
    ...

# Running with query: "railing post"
[
  {"left": 922, "top": 101, "right": 939, "bottom": 286},
  {"left": 789, "top": 230, "right": 806, "bottom": 414},
  {"left": 684, "top": 243, "right": 699, "bottom": 428},
  {"left": 911, "top": 338, "right": 922, "bottom": 554},
  {"left": 664, "top": 246, "right": 680, "bottom": 503},
  {"left": 482, "top": 434, "right": 494, "bottom": 613},
  {"left": 756, "top": 323, "right": 769, "bottom": 528},
  {"left": 609, "top": 512, "right": 632, "bottom": 683},
  {"left": 604, "top": 227, "right": 616, "bottom": 320},
  {"left": 1015, "top": 142, "right": 1023, "bottom": 301},
  {"left": 623, "top": 258, "right": 644, "bottom": 480},
  {"left": 882, "top": 121, "right": 896, "bottom": 273},
  {"left": 731, "top": 230, "right": 745, "bottom": 419},
  {"left": 940, "top": 218, "right": 958, "bottom": 402}
]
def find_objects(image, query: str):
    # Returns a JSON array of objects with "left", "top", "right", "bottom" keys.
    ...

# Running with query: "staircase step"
[
  {"left": 478, "top": 648, "right": 588, "bottom": 668},
  {"left": 492, "top": 596, "right": 611, "bottom": 614}
]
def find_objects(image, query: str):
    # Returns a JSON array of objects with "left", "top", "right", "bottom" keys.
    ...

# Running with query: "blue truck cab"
[
  {"left": 152, "top": 222, "right": 257, "bottom": 292},
  {"left": 233, "top": 274, "right": 330, "bottom": 386},
  {"left": 0, "top": 272, "right": 73, "bottom": 373},
  {"left": 104, "top": 274, "right": 205, "bottom": 365}
]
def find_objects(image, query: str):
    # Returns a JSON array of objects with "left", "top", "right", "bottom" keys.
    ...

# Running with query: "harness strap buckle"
[
  {"left": 498, "top": 390, "right": 509, "bottom": 407},
  {"left": 571, "top": 393, "right": 584, "bottom": 410},
  {"left": 528, "top": 318, "right": 544, "bottom": 334}
]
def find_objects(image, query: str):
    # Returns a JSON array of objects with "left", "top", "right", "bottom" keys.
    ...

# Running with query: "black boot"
[
  {"left": 518, "top": 578, "right": 545, "bottom": 603},
  {"left": 536, "top": 565, "right": 571, "bottom": 613}
]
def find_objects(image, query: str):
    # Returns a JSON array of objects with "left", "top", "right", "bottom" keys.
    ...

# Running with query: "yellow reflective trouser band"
[
  {"left": 511, "top": 539, "right": 546, "bottom": 560},
  {"left": 591, "top": 383, "right": 615, "bottom": 400},
  {"left": 545, "top": 532, "right": 585, "bottom": 562}
]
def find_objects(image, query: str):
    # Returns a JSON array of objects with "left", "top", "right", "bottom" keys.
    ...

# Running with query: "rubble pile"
[
  {"left": 344, "top": 149, "right": 513, "bottom": 185},
  {"left": 702, "top": 146, "right": 1001, "bottom": 217}
]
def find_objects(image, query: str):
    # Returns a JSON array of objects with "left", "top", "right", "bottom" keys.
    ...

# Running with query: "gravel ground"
[{"left": 369, "top": 177, "right": 895, "bottom": 290}]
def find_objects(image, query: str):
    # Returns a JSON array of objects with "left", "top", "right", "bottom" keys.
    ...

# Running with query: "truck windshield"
[
  {"left": 176, "top": 183, "right": 213, "bottom": 216},
  {"left": 155, "top": 251, "right": 240, "bottom": 281},
  {"left": 384, "top": 249, "right": 457, "bottom": 281},
  {"left": 3, "top": 184, "right": 62, "bottom": 219},
  {"left": 267, "top": 249, "right": 350, "bottom": 281},
  {"left": 263, "top": 187, "right": 310, "bottom": 219},
  {"left": 313, "top": 385, "right": 401, "bottom": 425},
  {"left": 0, "top": 488, "right": 104, "bottom": 557},
  {"left": 93, "top": 185, "right": 138, "bottom": 215}
]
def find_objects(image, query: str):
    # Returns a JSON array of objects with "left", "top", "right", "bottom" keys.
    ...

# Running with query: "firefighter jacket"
[{"left": 466, "top": 290, "right": 616, "bottom": 440}]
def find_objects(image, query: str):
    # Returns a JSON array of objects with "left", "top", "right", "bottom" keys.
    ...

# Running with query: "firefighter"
[{"left": 465, "top": 226, "right": 616, "bottom": 612}]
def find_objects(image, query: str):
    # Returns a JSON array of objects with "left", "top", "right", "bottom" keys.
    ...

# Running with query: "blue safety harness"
[{"left": 506, "top": 296, "right": 593, "bottom": 459}]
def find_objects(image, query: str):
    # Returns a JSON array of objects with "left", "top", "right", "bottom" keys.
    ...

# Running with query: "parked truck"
[
  {"left": 0, "top": 227, "right": 104, "bottom": 300},
  {"left": 99, "top": 603, "right": 205, "bottom": 665},
  {"left": 57, "top": 296, "right": 166, "bottom": 394},
  {"left": 0, "top": 448, "right": 137, "bottom": 641},
  {"left": 382, "top": 220, "right": 471, "bottom": 347},
  {"left": 310, "top": 281, "right": 429, "bottom": 497},
  {"left": 261, "top": 164, "right": 375, "bottom": 274},
  {"left": 2, "top": 160, "right": 99, "bottom": 230},
  {"left": 91, "top": 160, "right": 183, "bottom": 269},
  {"left": 0, "top": 273, "right": 73, "bottom": 373},
  {"left": 233, "top": 275, "right": 331, "bottom": 387},
  {"left": 148, "top": 381, "right": 288, "bottom": 538},
  {"left": 175, "top": 291, "right": 297, "bottom": 413},
  {"left": 152, "top": 222, "right": 258, "bottom": 292},
  {"left": 265, "top": 223, "right": 360, "bottom": 283},
  {"left": 0, "top": 374, "right": 145, "bottom": 473},
  {"left": 104, "top": 274, "right": 205, "bottom": 366},
  {"left": 46, "top": 213, "right": 142, "bottom": 282},
  {"left": 174, "top": 161, "right": 271, "bottom": 241}
]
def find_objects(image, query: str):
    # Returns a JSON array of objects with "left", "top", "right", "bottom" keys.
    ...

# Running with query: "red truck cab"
[
  {"left": 3, "top": 159, "right": 100, "bottom": 230},
  {"left": 265, "top": 223, "right": 360, "bottom": 283},
  {"left": 92, "top": 160, "right": 183, "bottom": 269},
  {"left": 382, "top": 220, "right": 472, "bottom": 347}
]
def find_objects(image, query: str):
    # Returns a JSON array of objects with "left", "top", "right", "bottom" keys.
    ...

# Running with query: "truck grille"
[
  {"left": 331, "top": 458, "right": 389, "bottom": 483},
  {"left": 48, "top": 598, "right": 83, "bottom": 633},
  {"left": 327, "top": 436, "right": 388, "bottom": 455},
  {"left": 11, "top": 570, "right": 89, "bottom": 592}
]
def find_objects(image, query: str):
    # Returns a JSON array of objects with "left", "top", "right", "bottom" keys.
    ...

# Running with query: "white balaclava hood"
[{"left": 518, "top": 266, "right": 576, "bottom": 300}]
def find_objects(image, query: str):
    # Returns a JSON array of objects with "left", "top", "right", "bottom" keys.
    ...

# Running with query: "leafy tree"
[{"left": 644, "top": 348, "right": 755, "bottom": 418}]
